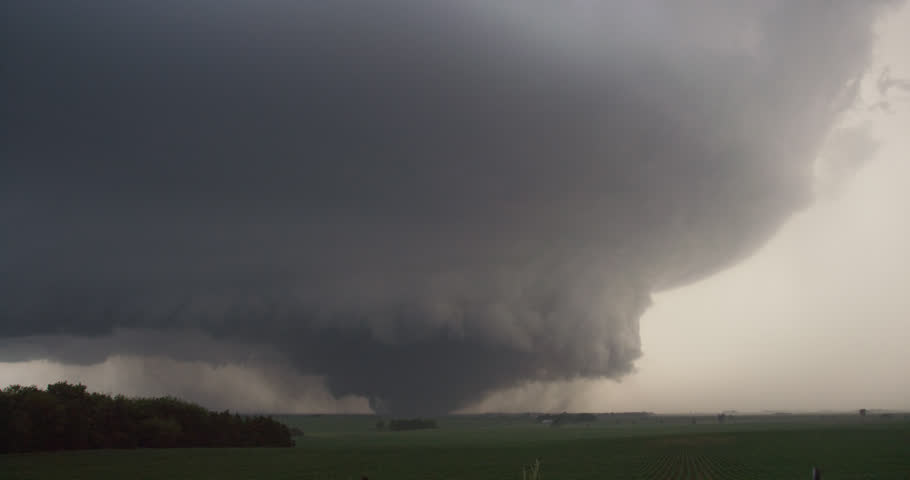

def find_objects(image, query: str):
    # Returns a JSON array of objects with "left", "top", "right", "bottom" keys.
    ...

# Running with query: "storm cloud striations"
[{"left": 2, "top": 1, "right": 900, "bottom": 414}]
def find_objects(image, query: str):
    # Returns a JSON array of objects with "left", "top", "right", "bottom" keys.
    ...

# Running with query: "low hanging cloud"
[
  {"left": 1, "top": 1, "right": 902, "bottom": 414},
  {"left": 0, "top": 355, "right": 369, "bottom": 414}
]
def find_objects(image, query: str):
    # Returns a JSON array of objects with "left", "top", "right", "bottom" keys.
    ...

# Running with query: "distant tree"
[
  {"left": 717, "top": 413, "right": 726, "bottom": 424},
  {"left": 576, "top": 413, "right": 597, "bottom": 422},
  {"left": 859, "top": 409, "right": 867, "bottom": 417},
  {"left": 539, "top": 413, "right": 597, "bottom": 427},
  {"left": 375, "top": 420, "right": 385, "bottom": 431},
  {"left": 388, "top": 418, "right": 437, "bottom": 431}
]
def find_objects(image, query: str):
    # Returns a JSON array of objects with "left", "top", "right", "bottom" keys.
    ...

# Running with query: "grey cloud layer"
[{"left": 1, "top": 1, "right": 899, "bottom": 413}]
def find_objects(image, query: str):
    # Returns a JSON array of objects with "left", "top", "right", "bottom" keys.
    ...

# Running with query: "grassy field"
[{"left": 2, "top": 413, "right": 908, "bottom": 479}]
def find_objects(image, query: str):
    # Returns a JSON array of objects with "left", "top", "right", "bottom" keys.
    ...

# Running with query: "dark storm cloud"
[{"left": 1, "top": 1, "right": 900, "bottom": 413}]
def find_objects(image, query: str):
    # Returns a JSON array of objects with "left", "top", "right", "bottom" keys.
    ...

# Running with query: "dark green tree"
[{"left": 0, "top": 382, "right": 294, "bottom": 453}]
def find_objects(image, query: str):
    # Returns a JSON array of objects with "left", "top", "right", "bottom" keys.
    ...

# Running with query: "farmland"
[{"left": 2, "top": 413, "right": 908, "bottom": 479}]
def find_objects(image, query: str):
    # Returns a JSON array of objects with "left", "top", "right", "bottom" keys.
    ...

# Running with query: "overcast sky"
[{"left": 2, "top": 1, "right": 908, "bottom": 414}]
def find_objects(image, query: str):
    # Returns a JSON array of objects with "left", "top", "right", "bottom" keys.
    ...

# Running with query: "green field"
[{"left": 2, "top": 414, "right": 908, "bottom": 479}]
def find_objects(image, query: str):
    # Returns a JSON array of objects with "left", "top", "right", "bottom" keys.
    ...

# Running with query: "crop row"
[{"left": 636, "top": 453, "right": 760, "bottom": 479}]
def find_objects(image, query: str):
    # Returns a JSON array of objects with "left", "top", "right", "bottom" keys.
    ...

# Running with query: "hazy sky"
[{"left": 2, "top": 1, "right": 908, "bottom": 414}]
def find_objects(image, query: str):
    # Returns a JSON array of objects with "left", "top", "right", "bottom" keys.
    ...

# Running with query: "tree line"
[
  {"left": 0, "top": 382, "right": 294, "bottom": 453},
  {"left": 380, "top": 418, "right": 438, "bottom": 431},
  {"left": 536, "top": 413, "right": 597, "bottom": 426}
]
